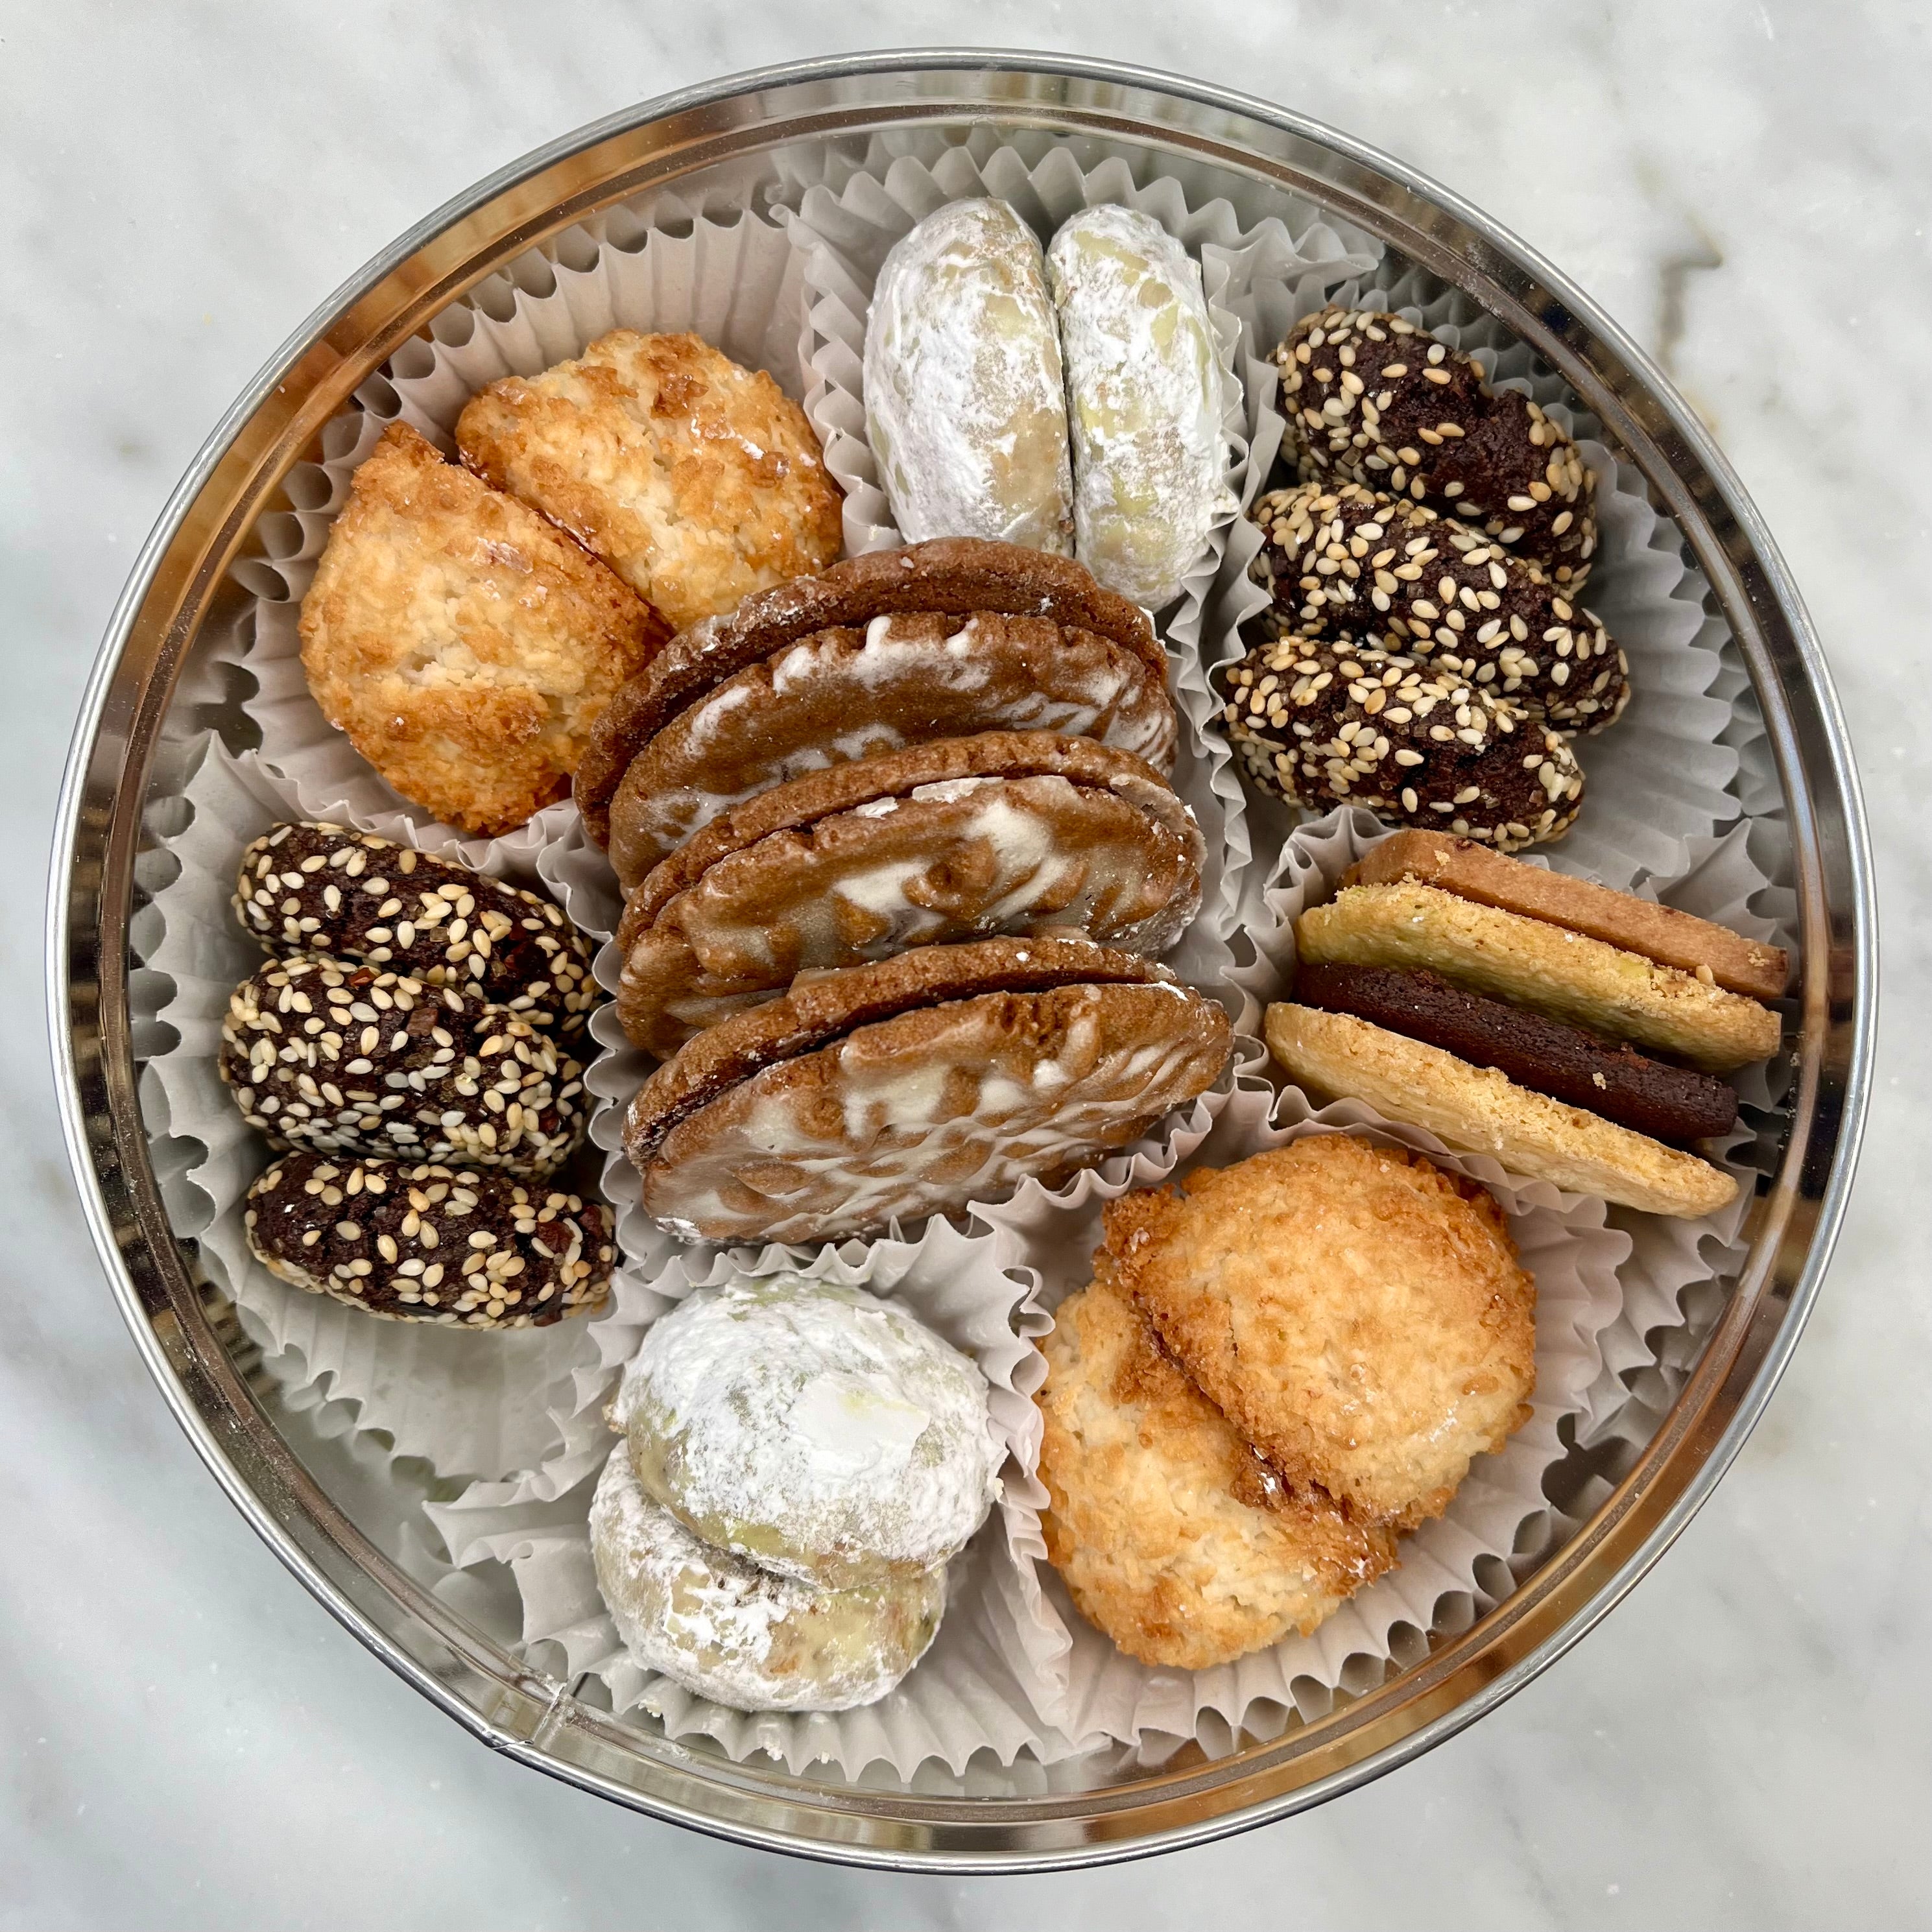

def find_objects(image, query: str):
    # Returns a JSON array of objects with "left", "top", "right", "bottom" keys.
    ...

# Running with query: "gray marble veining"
[{"left": 5, "top": 2, "right": 1929, "bottom": 1926}]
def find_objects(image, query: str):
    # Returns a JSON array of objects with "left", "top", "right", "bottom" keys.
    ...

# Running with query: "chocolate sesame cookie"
[
  {"left": 1278, "top": 306, "right": 1597, "bottom": 586},
  {"left": 219, "top": 954, "right": 587, "bottom": 1175},
  {"left": 602, "top": 612, "right": 1178, "bottom": 891},
  {"left": 244, "top": 1152, "right": 614, "bottom": 1327},
  {"left": 573, "top": 538, "right": 1159, "bottom": 849},
  {"left": 1214, "top": 637, "right": 1584, "bottom": 851},
  {"left": 614, "top": 732, "right": 1203, "bottom": 1058},
  {"left": 624, "top": 935, "right": 1232, "bottom": 1245},
  {"left": 1248, "top": 481, "right": 1627, "bottom": 735},
  {"left": 233, "top": 823, "right": 595, "bottom": 1034}
]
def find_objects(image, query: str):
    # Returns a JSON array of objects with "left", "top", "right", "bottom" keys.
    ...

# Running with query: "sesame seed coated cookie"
[
  {"left": 1278, "top": 305, "right": 1597, "bottom": 586},
  {"left": 218, "top": 954, "right": 586, "bottom": 1176},
  {"left": 233, "top": 822, "right": 595, "bottom": 1034},
  {"left": 1213, "top": 637, "right": 1584, "bottom": 851},
  {"left": 244, "top": 1152, "right": 614, "bottom": 1328},
  {"left": 1248, "top": 481, "right": 1627, "bottom": 737}
]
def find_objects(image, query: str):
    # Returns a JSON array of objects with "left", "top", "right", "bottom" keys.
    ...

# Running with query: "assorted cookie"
[
  {"left": 455, "top": 329, "right": 843, "bottom": 633},
  {"left": 224, "top": 823, "right": 610, "bottom": 1324},
  {"left": 1038, "top": 1134, "right": 1534, "bottom": 1665},
  {"left": 614, "top": 730, "right": 1203, "bottom": 1057},
  {"left": 1268, "top": 832, "right": 1785, "bottom": 1217},
  {"left": 624, "top": 936, "right": 1231, "bottom": 1245},
  {"left": 865, "top": 197, "right": 1233, "bottom": 605},
  {"left": 1277, "top": 305, "right": 1597, "bottom": 586},
  {"left": 298, "top": 423, "right": 665, "bottom": 837},
  {"left": 191, "top": 223, "right": 1790, "bottom": 1721},
  {"left": 244, "top": 1152, "right": 614, "bottom": 1328},
  {"left": 591, "top": 1272, "right": 997, "bottom": 1710}
]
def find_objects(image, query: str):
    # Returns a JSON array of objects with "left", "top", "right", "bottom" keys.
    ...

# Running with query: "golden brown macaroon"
[
  {"left": 298, "top": 423, "right": 662, "bottom": 837},
  {"left": 1037, "top": 1280, "right": 1399, "bottom": 1669},
  {"left": 1099, "top": 1135, "right": 1536, "bottom": 1529},
  {"left": 456, "top": 330, "right": 843, "bottom": 634}
]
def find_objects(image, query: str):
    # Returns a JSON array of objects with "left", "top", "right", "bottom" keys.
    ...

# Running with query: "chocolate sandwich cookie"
[
  {"left": 219, "top": 954, "right": 586, "bottom": 1175},
  {"left": 615, "top": 731, "right": 1204, "bottom": 1058},
  {"left": 1278, "top": 305, "right": 1597, "bottom": 585},
  {"left": 1248, "top": 481, "right": 1627, "bottom": 735},
  {"left": 1214, "top": 637, "right": 1584, "bottom": 851},
  {"left": 244, "top": 1151, "right": 614, "bottom": 1327},
  {"left": 602, "top": 611, "right": 1178, "bottom": 891},
  {"left": 624, "top": 935, "right": 1232, "bottom": 1245},
  {"left": 575, "top": 538, "right": 1160, "bottom": 849},
  {"left": 234, "top": 822, "right": 595, "bottom": 1034},
  {"left": 1293, "top": 962, "right": 1737, "bottom": 1144}
]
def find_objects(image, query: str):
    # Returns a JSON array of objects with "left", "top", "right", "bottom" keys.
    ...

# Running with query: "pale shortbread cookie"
[
  {"left": 1265, "top": 1003, "right": 1737, "bottom": 1220},
  {"left": 590, "top": 1444, "right": 943, "bottom": 1713},
  {"left": 1296, "top": 882, "right": 1782, "bottom": 1074},
  {"left": 1346, "top": 830, "right": 1789, "bottom": 1002},
  {"left": 1047, "top": 204, "right": 1234, "bottom": 609},
  {"left": 1102, "top": 1134, "right": 1536, "bottom": 1530},
  {"left": 624, "top": 936, "right": 1231, "bottom": 1245},
  {"left": 297, "top": 424, "right": 660, "bottom": 836},
  {"left": 602, "top": 611, "right": 1178, "bottom": 890},
  {"left": 615, "top": 732, "right": 1203, "bottom": 1056},
  {"left": 457, "top": 330, "right": 841, "bottom": 632},
  {"left": 865, "top": 199, "right": 1073, "bottom": 554},
  {"left": 1036, "top": 1280, "right": 1398, "bottom": 1670},
  {"left": 612, "top": 1274, "right": 1001, "bottom": 1589}
]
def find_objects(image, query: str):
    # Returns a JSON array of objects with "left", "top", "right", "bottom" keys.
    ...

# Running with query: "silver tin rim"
[{"left": 47, "top": 49, "right": 1875, "bottom": 1871}]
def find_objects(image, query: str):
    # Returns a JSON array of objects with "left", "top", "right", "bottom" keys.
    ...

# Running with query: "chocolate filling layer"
[{"left": 1294, "top": 962, "right": 1737, "bottom": 1145}]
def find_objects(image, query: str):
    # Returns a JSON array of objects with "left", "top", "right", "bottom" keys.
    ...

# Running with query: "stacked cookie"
[
  {"left": 222, "top": 822, "right": 615, "bottom": 1328},
  {"left": 298, "top": 331, "right": 843, "bottom": 836},
  {"left": 578, "top": 538, "right": 1232, "bottom": 1245},
  {"left": 591, "top": 1272, "right": 1002, "bottom": 1712},
  {"left": 1215, "top": 307, "right": 1630, "bottom": 852}
]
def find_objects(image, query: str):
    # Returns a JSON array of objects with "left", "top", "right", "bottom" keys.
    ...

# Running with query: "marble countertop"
[{"left": 6, "top": 2, "right": 1928, "bottom": 1925}]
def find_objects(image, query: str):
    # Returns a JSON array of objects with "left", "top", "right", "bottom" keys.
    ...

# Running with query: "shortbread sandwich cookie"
[
  {"left": 1346, "top": 829, "right": 1789, "bottom": 1000},
  {"left": 623, "top": 935, "right": 1232, "bottom": 1245},
  {"left": 574, "top": 538, "right": 1161, "bottom": 849},
  {"left": 1266, "top": 839, "right": 1785, "bottom": 1216},
  {"left": 602, "top": 610, "right": 1178, "bottom": 890},
  {"left": 614, "top": 732, "right": 1204, "bottom": 1056}
]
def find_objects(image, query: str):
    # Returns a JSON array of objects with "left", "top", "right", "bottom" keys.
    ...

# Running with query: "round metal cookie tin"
[{"left": 48, "top": 50, "right": 1874, "bottom": 1870}]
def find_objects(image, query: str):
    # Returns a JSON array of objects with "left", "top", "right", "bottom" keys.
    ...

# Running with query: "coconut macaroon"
[
  {"left": 1036, "top": 1277, "right": 1398, "bottom": 1669},
  {"left": 297, "top": 424, "right": 663, "bottom": 836},
  {"left": 456, "top": 329, "right": 842, "bottom": 634},
  {"left": 614, "top": 731, "right": 1204, "bottom": 1057},
  {"left": 1101, "top": 1136, "right": 1537, "bottom": 1530}
]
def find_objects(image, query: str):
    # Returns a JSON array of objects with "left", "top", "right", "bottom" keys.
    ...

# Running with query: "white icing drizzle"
[
  {"left": 588, "top": 1443, "right": 944, "bottom": 1713},
  {"left": 1047, "top": 204, "right": 1235, "bottom": 608},
  {"left": 613, "top": 1274, "right": 1003, "bottom": 1587},
  {"left": 864, "top": 199, "right": 1074, "bottom": 551}
]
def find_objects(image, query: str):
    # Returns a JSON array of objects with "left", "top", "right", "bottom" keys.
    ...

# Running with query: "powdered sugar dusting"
[
  {"left": 612, "top": 1274, "right": 1003, "bottom": 1588},
  {"left": 1049, "top": 204, "right": 1235, "bottom": 608}
]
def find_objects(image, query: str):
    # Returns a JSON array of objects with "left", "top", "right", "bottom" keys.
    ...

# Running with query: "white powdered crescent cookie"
[
  {"left": 1047, "top": 204, "right": 1234, "bottom": 609},
  {"left": 590, "top": 1444, "right": 944, "bottom": 1713},
  {"left": 613, "top": 1273, "right": 1003, "bottom": 1589},
  {"left": 865, "top": 198, "right": 1073, "bottom": 553}
]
